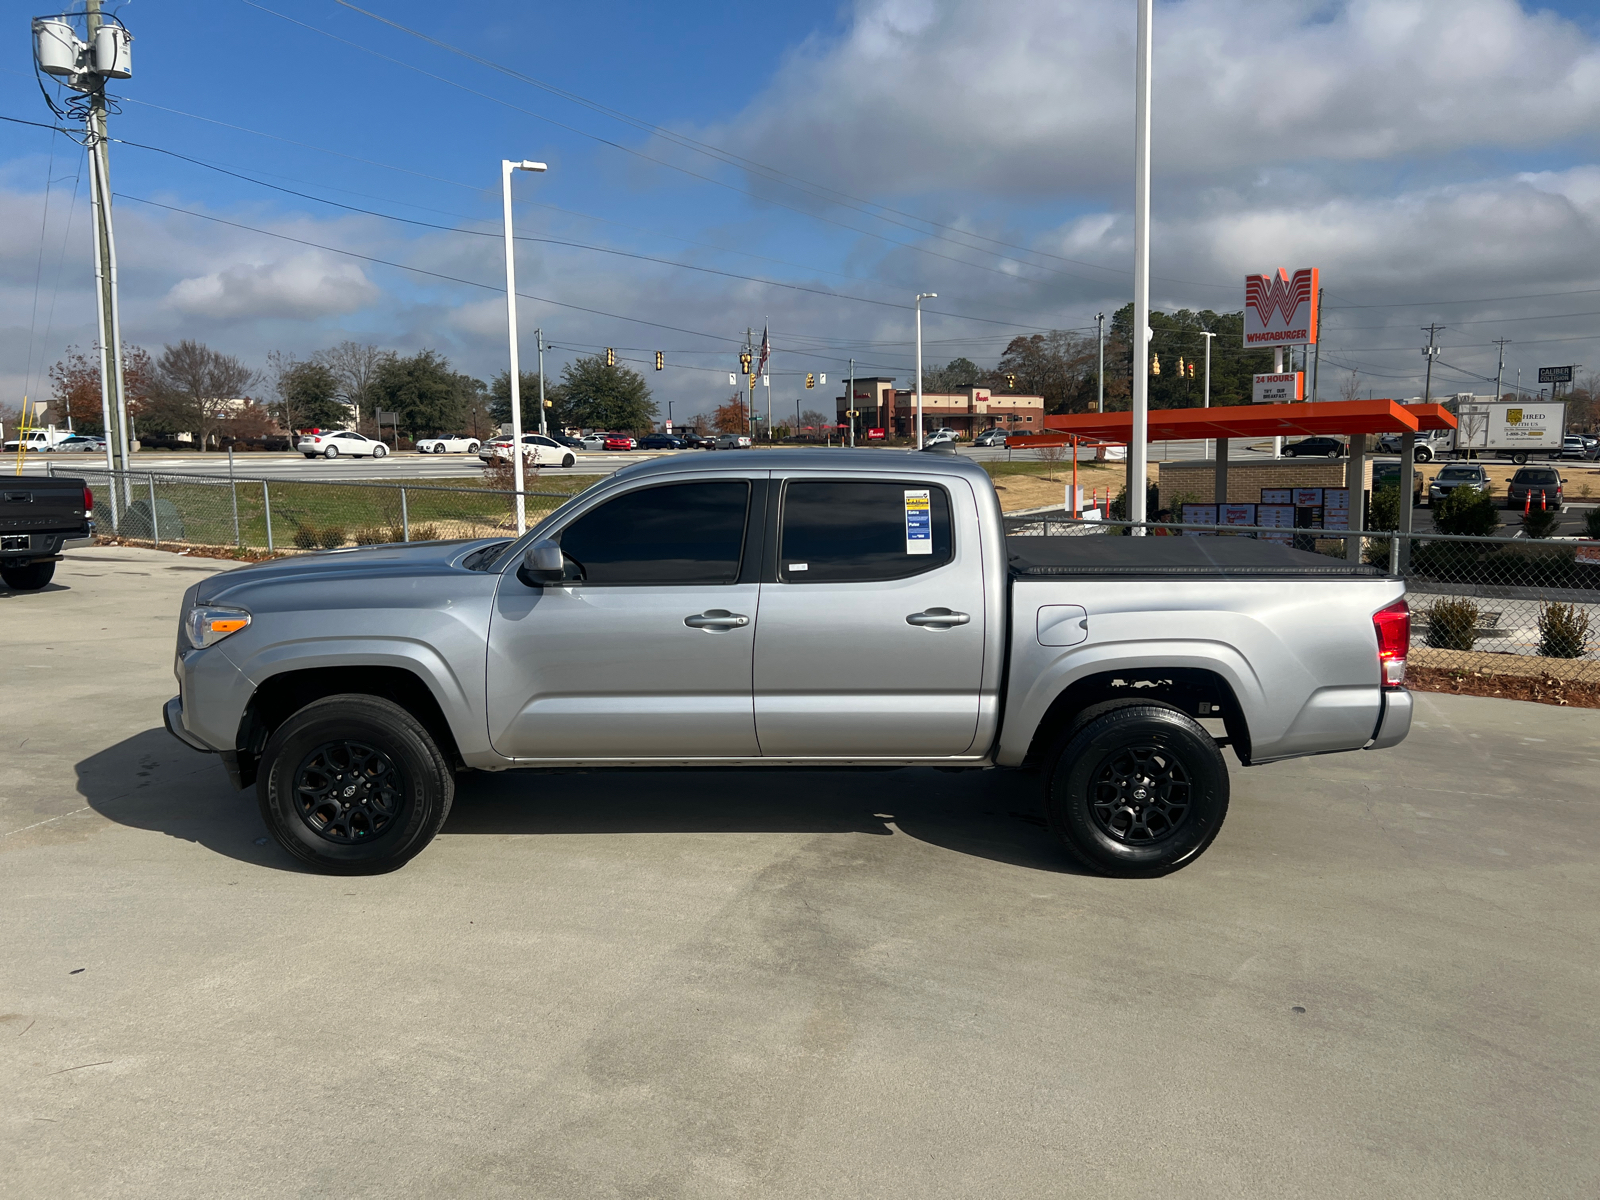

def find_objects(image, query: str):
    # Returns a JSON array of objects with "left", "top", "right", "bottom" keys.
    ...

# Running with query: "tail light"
[
  {"left": 1373, "top": 599, "right": 1409, "bottom": 687},
  {"left": 83, "top": 486, "right": 93, "bottom": 518}
]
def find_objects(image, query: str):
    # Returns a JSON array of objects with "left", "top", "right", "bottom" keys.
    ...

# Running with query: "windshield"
[
  {"left": 1437, "top": 467, "right": 1477, "bottom": 479},
  {"left": 1513, "top": 470, "right": 1558, "bottom": 483}
]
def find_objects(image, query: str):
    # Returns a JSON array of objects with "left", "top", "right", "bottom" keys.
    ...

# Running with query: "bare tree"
[
  {"left": 1036, "top": 441, "right": 1068, "bottom": 481},
  {"left": 1339, "top": 369, "right": 1363, "bottom": 404},
  {"left": 315, "top": 342, "right": 394, "bottom": 427},
  {"left": 154, "top": 340, "right": 259, "bottom": 450}
]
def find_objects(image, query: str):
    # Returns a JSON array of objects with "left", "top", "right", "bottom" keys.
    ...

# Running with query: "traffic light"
[
  {"left": 606, "top": 347, "right": 615, "bottom": 366},
  {"left": 1004, "top": 373, "right": 1017, "bottom": 389},
  {"left": 1151, "top": 353, "right": 1160, "bottom": 376},
  {"left": 805, "top": 373, "right": 815, "bottom": 389},
  {"left": 655, "top": 351, "right": 664, "bottom": 371},
  {"left": 739, "top": 351, "right": 752, "bottom": 375}
]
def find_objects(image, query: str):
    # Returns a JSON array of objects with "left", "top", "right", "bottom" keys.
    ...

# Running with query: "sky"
[{"left": 4, "top": 0, "right": 1600, "bottom": 425}]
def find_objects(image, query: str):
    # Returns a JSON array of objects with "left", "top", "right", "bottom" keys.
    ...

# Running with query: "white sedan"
[
  {"left": 298, "top": 430, "right": 388, "bottom": 459},
  {"left": 416, "top": 435, "right": 482, "bottom": 454},
  {"left": 477, "top": 434, "right": 577, "bottom": 468}
]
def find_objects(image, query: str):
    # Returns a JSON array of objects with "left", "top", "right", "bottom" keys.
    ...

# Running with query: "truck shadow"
[{"left": 76, "top": 729, "right": 1078, "bottom": 875}]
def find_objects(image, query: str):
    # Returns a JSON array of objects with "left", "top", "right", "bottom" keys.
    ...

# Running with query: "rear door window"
[
  {"left": 557, "top": 480, "right": 749, "bottom": 585},
  {"left": 779, "top": 480, "right": 953, "bottom": 582}
]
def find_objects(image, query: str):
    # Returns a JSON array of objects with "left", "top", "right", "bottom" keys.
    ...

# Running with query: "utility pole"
[
  {"left": 1129, "top": 0, "right": 1153, "bottom": 530},
  {"left": 1096, "top": 312, "right": 1105, "bottom": 413},
  {"left": 1421, "top": 323, "right": 1444, "bottom": 405},
  {"left": 915, "top": 294, "right": 936, "bottom": 449},
  {"left": 536, "top": 327, "right": 547, "bottom": 436},
  {"left": 1492, "top": 338, "right": 1510, "bottom": 401},
  {"left": 1200, "top": 330, "right": 1214, "bottom": 461},
  {"left": 848, "top": 359, "right": 855, "bottom": 448},
  {"left": 1310, "top": 286, "right": 1323, "bottom": 402}
]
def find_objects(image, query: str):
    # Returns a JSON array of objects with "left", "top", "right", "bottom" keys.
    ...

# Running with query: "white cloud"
[{"left": 164, "top": 252, "right": 378, "bottom": 320}]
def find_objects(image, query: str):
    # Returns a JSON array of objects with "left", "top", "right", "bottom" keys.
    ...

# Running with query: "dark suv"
[
  {"left": 1283, "top": 436, "right": 1346, "bottom": 459},
  {"left": 1505, "top": 466, "right": 1564, "bottom": 511},
  {"left": 639, "top": 433, "right": 685, "bottom": 450}
]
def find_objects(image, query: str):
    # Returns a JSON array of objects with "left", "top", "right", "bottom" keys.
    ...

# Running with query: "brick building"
[{"left": 836, "top": 379, "right": 1045, "bottom": 437}]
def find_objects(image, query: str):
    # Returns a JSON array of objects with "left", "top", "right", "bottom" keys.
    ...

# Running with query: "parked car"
[
  {"left": 1505, "top": 466, "right": 1564, "bottom": 511},
  {"left": 924, "top": 430, "right": 960, "bottom": 447},
  {"left": 1371, "top": 462, "right": 1424, "bottom": 506},
  {"left": 298, "top": 430, "right": 388, "bottom": 459},
  {"left": 577, "top": 433, "right": 608, "bottom": 451},
  {"left": 714, "top": 432, "right": 752, "bottom": 449},
  {"left": 417, "top": 435, "right": 482, "bottom": 454},
  {"left": 603, "top": 434, "right": 636, "bottom": 451},
  {"left": 53, "top": 434, "right": 108, "bottom": 453},
  {"left": 553, "top": 434, "right": 585, "bottom": 451},
  {"left": 2, "top": 429, "right": 76, "bottom": 453},
  {"left": 166, "top": 449, "right": 1414, "bottom": 878},
  {"left": 1425, "top": 464, "right": 1490, "bottom": 506},
  {"left": 639, "top": 434, "right": 684, "bottom": 451},
  {"left": 1559, "top": 436, "right": 1589, "bottom": 460},
  {"left": 1, "top": 475, "right": 92, "bottom": 591},
  {"left": 973, "top": 428, "right": 1009, "bottom": 448},
  {"left": 1373, "top": 432, "right": 1446, "bottom": 462},
  {"left": 478, "top": 434, "right": 577, "bottom": 468},
  {"left": 1283, "top": 437, "right": 1346, "bottom": 459},
  {"left": 680, "top": 432, "right": 716, "bottom": 450}
]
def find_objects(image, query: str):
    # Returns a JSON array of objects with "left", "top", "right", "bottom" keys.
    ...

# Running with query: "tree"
[
  {"left": 712, "top": 396, "right": 749, "bottom": 434},
  {"left": 1109, "top": 305, "right": 1275, "bottom": 410},
  {"left": 1339, "top": 369, "right": 1363, "bottom": 404},
  {"left": 151, "top": 340, "right": 259, "bottom": 449},
  {"left": 314, "top": 342, "right": 393, "bottom": 424},
  {"left": 368, "top": 350, "right": 464, "bottom": 439},
  {"left": 1432, "top": 485, "right": 1500, "bottom": 537},
  {"left": 996, "top": 330, "right": 1099, "bottom": 413},
  {"left": 799, "top": 408, "right": 832, "bottom": 434},
  {"left": 272, "top": 358, "right": 347, "bottom": 431},
  {"left": 559, "top": 353, "right": 656, "bottom": 432},
  {"left": 919, "top": 357, "right": 982, "bottom": 394},
  {"left": 454, "top": 374, "right": 494, "bottom": 439},
  {"left": 489, "top": 368, "right": 565, "bottom": 432},
  {"left": 49, "top": 344, "right": 156, "bottom": 435}
]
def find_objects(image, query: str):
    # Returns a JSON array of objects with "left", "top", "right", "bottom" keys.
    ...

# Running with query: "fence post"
[
  {"left": 1389, "top": 533, "right": 1401, "bottom": 577},
  {"left": 400, "top": 487, "right": 410, "bottom": 542},
  {"left": 263, "top": 481, "right": 274, "bottom": 552},
  {"left": 148, "top": 473, "right": 160, "bottom": 548},
  {"left": 229, "top": 447, "right": 240, "bottom": 546}
]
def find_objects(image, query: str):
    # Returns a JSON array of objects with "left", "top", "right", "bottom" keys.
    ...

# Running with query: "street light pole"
[
  {"left": 1129, "top": 0, "right": 1153, "bottom": 532},
  {"left": 1200, "top": 330, "right": 1214, "bottom": 461},
  {"left": 915, "top": 293, "right": 937, "bottom": 449},
  {"left": 1096, "top": 312, "right": 1105, "bottom": 413},
  {"left": 501, "top": 157, "right": 547, "bottom": 536}
]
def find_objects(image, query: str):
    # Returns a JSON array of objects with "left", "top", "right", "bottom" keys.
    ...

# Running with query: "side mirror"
[{"left": 520, "top": 538, "right": 566, "bottom": 586}]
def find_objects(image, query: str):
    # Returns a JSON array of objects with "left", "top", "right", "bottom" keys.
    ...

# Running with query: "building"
[{"left": 835, "top": 379, "right": 1046, "bottom": 437}]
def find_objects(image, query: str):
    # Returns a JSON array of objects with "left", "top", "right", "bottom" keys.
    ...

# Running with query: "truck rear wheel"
[
  {"left": 257, "top": 694, "right": 453, "bottom": 875},
  {"left": 1043, "top": 705, "right": 1229, "bottom": 877},
  {"left": 2, "top": 561, "right": 56, "bottom": 591}
]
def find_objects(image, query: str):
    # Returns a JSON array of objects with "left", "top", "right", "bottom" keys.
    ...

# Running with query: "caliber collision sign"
[
  {"left": 1244, "top": 268, "right": 1320, "bottom": 347},
  {"left": 1537, "top": 366, "right": 1573, "bottom": 384}
]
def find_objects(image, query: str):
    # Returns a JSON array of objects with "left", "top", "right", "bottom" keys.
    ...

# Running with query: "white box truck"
[{"left": 1379, "top": 396, "right": 1567, "bottom": 463}]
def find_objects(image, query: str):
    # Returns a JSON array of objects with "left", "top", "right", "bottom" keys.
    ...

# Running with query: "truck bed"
[{"left": 1006, "top": 535, "right": 1381, "bottom": 578}]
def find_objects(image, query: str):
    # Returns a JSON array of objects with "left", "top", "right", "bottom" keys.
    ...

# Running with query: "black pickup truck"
[{"left": 1, "top": 476, "right": 93, "bottom": 590}]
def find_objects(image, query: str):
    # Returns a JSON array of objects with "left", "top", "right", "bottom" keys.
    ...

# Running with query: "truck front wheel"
[
  {"left": 1043, "top": 705, "right": 1229, "bottom": 877},
  {"left": 2, "top": 561, "right": 56, "bottom": 591},
  {"left": 257, "top": 694, "right": 453, "bottom": 875}
]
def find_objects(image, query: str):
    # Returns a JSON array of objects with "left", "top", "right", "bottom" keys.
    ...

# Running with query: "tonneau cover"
[{"left": 1007, "top": 535, "right": 1381, "bottom": 577}]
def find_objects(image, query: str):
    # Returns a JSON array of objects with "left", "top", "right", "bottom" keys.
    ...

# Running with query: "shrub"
[
  {"left": 1432, "top": 485, "right": 1500, "bottom": 537},
  {"left": 318, "top": 525, "right": 347, "bottom": 549},
  {"left": 1538, "top": 603, "right": 1590, "bottom": 659},
  {"left": 1521, "top": 506, "right": 1561, "bottom": 540},
  {"left": 353, "top": 526, "right": 386, "bottom": 545},
  {"left": 412, "top": 523, "right": 441, "bottom": 542},
  {"left": 1368, "top": 481, "right": 1401, "bottom": 533},
  {"left": 1585, "top": 507, "right": 1600, "bottom": 540},
  {"left": 386, "top": 526, "right": 407, "bottom": 544},
  {"left": 292, "top": 523, "right": 321, "bottom": 550},
  {"left": 1425, "top": 597, "right": 1480, "bottom": 650}
]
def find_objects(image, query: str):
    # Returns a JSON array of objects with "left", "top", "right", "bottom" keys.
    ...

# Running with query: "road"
[{"left": 3, "top": 546, "right": 1596, "bottom": 1198}]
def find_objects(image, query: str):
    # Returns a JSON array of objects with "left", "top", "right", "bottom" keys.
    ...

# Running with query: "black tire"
[
  {"left": 1327, "top": 449, "right": 1340, "bottom": 459},
  {"left": 1512, "top": 453, "right": 1528, "bottom": 465},
  {"left": 562, "top": 454, "right": 575, "bottom": 468},
  {"left": 1415, "top": 447, "right": 1433, "bottom": 463},
  {"left": 467, "top": 442, "right": 479, "bottom": 454},
  {"left": 373, "top": 444, "right": 387, "bottom": 458},
  {"left": 324, "top": 445, "right": 339, "bottom": 459},
  {"left": 2, "top": 561, "right": 56, "bottom": 591},
  {"left": 257, "top": 694, "right": 454, "bottom": 875},
  {"left": 1283, "top": 448, "right": 1296, "bottom": 458},
  {"left": 1043, "top": 704, "right": 1229, "bottom": 878}
]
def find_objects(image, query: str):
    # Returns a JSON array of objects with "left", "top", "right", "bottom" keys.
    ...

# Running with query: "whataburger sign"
[{"left": 1244, "top": 267, "right": 1319, "bottom": 347}]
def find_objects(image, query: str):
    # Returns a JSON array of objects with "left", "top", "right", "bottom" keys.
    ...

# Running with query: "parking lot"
[{"left": 3, "top": 547, "right": 1598, "bottom": 1198}]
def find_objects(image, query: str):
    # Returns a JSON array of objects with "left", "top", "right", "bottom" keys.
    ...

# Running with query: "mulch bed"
[
  {"left": 92, "top": 536, "right": 285, "bottom": 562},
  {"left": 1407, "top": 664, "right": 1600, "bottom": 708}
]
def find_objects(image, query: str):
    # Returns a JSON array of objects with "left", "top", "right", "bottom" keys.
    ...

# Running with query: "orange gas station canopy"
[{"left": 1035, "top": 399, "right": 1457, "bottom": 445}]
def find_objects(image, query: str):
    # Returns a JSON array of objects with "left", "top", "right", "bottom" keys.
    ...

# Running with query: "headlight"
[{"left": 185, "top": 605, "right": 251, "bottom": 649}]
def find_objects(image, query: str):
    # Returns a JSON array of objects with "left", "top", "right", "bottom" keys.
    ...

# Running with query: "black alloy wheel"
[
  {"left": 1044, "top": 704, "right": 1229, "bottom": 877},
  {"left": 292, "top": 740, "right": 405, "bottom": 843},
  {"left": 257, "top": 694, "right": 454, "bottom": 874}
]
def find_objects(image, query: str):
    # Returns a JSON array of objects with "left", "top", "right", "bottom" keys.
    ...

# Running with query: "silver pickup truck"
[{"left": 165, "top": 451, "right": 1412, "bottom": 877}]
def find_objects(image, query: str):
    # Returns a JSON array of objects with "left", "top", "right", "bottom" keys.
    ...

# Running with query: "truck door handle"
[
  {"left": 684, "top": 610, "right": 749, "bottom": 630},
  {"left": 906, "top": 608, "right": 970, "bottom": 628}
]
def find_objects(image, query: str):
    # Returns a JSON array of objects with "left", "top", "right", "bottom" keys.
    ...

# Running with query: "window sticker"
[{"left": 904, "top": 489, "right": 933, "bottom": 555}]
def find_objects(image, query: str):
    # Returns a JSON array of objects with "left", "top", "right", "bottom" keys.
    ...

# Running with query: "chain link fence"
[
  {"left": 1004, "top": 511, "right": 1600, "bottom": 683},
  {"left": 59, "top": 466, "right": 572, "bottom": 553}
]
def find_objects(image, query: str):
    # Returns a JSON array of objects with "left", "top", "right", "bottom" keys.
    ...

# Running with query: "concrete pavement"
[{"left": 2, "top": 546, "right": 1597, "bottom": 1198}]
